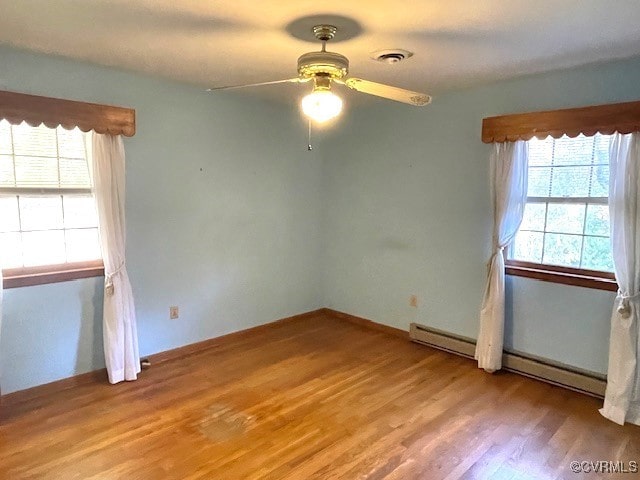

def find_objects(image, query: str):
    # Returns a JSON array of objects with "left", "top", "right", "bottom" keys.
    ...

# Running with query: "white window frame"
[
  {"left": 505, "top": 135, "right": 616, "bottom": 291},
  {"left": 1, "top": 123, "right": 104, "bottom": 288}
]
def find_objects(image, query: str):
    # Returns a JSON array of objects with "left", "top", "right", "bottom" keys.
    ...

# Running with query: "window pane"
[
  {"left": 12, "top": 123, "right": 57, "bottom": 157},
  {"left": 63, "top": 195, "right": 98, "bottom": 228},
  {"left": 543, "top": 233, "right": 582, "bottom": 267},
  {"left": 585, "top": 204, "right": 610, "bottom": 237},
  {"left": 528, "top": 167, "right": 551, "bottom": 197},
  {"left": 0, "top": 120, "right": 12, "bottom": 154},
  {"left": 512, "top": 134, "right": 614, "bottom": 273},
  {"left": 59, "top": 157, "right": 91, "bottom": 188},
  {"left": 550, "top": 166, "right": 591, "bottom": 197},
  {"left": 0, "top": 123, "right": 102, "bottom": 272},
  {"left": 528, "top": 137, "right": 553, "bottom": 166},
  {"left": 65, "top": 228, "right": 101, "bottom": 262},
  {"left": 511, "top": 231, "right": 543, "bottom": 263},
  {"left": 0, "top": 154, "right": 15, "bottom": 186},
  {"left": 545, "top": 203, "right": 585, "bottom": 234},
  {"left": 582, "top": 236, "right": 614, "bottom": 272},
  {"left": 19, "top": 195, "right": 64, "bottom": 231},
  {"left": 15, "top": 155, "right": 59, "bottom": 187},
  {"left": 520, "top": 202, "right": 546, "bottom": 231},
  {"left": 589, "top": 164, "right": 609, "bottom": 197},
  {"left": 0, "top": 232, "right": 23, "bottom": 268},
  {"left": 0, "top": 196, "right": 20, "bottom": 232},
  {"left": 593, "top": 134, "right": 610, "bottom": 165},
  {"left": 57, "top": 127, "right": 86, "bottom": 158},
  {"left": 552, "top": 135, "right": 594, "bottom": 166},
  {"left": 22, "top": 230, "right": 66, "bottom": 266}
]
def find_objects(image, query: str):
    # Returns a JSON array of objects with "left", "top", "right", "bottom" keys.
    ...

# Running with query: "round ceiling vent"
[{"left": 370, "top": 49, "right": 414, "bottom": 64}]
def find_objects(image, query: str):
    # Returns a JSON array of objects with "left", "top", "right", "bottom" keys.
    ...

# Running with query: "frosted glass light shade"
[{"left": 301, "top": 90, "right": 343, "bottom": 123}]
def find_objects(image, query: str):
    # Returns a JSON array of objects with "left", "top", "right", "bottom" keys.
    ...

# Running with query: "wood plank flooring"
[{"left": 1, "top": 311, "right": 639, "bottom": 479}]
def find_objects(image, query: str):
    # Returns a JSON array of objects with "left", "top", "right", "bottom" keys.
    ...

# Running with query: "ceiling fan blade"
[
  {"left": 207, "top": 78, "right": 308, "bottom": 92},
  {"left": 344, "top": 78, "right": 431, "bottom": 106}
]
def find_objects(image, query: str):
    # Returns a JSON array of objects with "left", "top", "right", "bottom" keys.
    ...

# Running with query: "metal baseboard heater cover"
[{"left": 409, "top": 323, "right": 606, "bottom": 398}]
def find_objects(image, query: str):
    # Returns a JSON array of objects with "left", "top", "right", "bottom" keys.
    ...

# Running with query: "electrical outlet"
[
  {"left": 170, "top": 306, "right": 179, "bottom": 319},
  {"left": 409, "top": 295, "right": 418, "bottom": 308}
]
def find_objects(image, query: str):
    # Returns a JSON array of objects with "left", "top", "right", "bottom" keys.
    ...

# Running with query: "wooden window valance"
[
  {"left": 0, "top": 90, "right": 135, "bottom": 137},
  {"left": 482, "top": 100, "right": 640, "bottom": 143}
]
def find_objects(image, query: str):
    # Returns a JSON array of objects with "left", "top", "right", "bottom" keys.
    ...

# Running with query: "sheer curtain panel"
[
  {"left": 0, "top": 271, "right": 3, "bottom": 395},
  {"left": 91, "top": 132, "right": 140, "bottom": 384},
  {"left": 601, "top": 132, "right": 640, "bottom": 425},
  {"left": 476, "top": 141, "right": 528, "bottom": 372}
]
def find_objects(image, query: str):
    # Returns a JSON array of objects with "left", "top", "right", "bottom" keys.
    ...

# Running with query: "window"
[
  {"left": 506, "top": 134, "right": 616, "bottom": 290},
  {"left": 482, "top": 99, "right": 640, "bottom": 290},
  {"left": 0, "top": 120, "right": 103, "bottom": 287}
]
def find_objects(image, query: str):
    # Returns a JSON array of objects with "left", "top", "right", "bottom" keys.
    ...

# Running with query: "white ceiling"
[{"left": 1, "top": 0, "right": 640, "bottom": 106}]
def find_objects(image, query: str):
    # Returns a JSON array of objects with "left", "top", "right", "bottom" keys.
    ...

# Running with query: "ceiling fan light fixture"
[{"left": 302, "top": 88, "right": 343, "bottom": 123}]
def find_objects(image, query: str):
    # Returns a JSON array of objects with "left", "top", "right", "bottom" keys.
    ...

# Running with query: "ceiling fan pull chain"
[{"left": 307, "top": 119, "right": 313, "bottom": 151}]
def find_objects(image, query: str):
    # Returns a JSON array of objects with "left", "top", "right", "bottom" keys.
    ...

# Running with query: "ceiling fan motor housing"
[{"left": 297, "top": 51, "right": 349, "bottom": 79}]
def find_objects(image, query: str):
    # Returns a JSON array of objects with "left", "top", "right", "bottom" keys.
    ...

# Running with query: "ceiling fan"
[{"left": 207, "top": 24, "right": 432, "bottom": 123}]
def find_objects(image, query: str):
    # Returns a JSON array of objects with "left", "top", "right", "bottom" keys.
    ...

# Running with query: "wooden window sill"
[
  {"left": 505, "top": 261, "right": 617, "bottom": 292},
  {"left": 3, "top": 261, "right": 104, "bottom": 289}
]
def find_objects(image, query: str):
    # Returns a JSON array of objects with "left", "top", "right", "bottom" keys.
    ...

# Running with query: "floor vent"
[{"left": 409, "top": 323, "right": 606, "bottom": 398}]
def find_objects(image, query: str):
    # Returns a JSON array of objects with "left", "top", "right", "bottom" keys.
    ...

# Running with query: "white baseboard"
[{"left": 409, "top": 323, "right": 606, "bottom": 398}]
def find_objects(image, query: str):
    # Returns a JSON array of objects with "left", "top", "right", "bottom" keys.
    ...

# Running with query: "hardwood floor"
[{"left": 1, "top": 311, "right": 638, "bottom": 479}]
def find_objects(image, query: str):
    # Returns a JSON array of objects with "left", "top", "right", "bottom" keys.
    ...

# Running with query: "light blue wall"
[
  {"left": 0, "top": 46, "right": 324, "bottom": 394},
  {"left": 2, "top": 44, "right": 639, "bottom": 394},
  {"left": 322, "top": 57, "right": 640, "bottom": 375}
]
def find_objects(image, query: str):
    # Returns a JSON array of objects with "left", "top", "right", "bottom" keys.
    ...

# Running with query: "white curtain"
[
  {"left": 0, "top": 270, "right": 3, "bottom": 396},
  {"left": 476, "top": 141, "right": 528, "bottom": 372},
  {"left": 600, "top": 132, "right": 640, "bottom": 425},
  {"left": 90, "top": 132, "right": 140, "bottom": 384}
]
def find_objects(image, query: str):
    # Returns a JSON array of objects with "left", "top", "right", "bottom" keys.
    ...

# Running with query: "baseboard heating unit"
[{"left": 409, "top": 323, "right": 606, "bottom": 398}]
